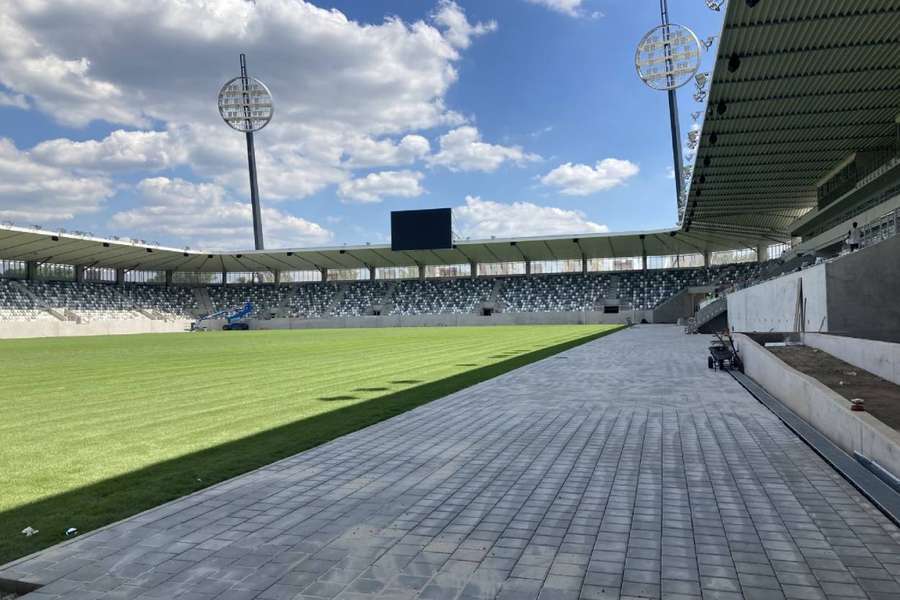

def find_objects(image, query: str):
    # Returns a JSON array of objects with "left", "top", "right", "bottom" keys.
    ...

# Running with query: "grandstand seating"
[
  {"left": 391, "top": 278, "right": 493, "bottom": 315},
  {"left": 332, "top": 281, "right": 389, "bottom": 317},
  {"left": 0, "top": 262, "right": 766, "bottom": 322},
  {"left": 120, "top": 284, "right": 198, "bottom": 319},
  {"left": 284, "top": 283, "right": 338, "bottom": 318},
  {"left": 208, "top": 284, "right": 290, "bottom": 319}
]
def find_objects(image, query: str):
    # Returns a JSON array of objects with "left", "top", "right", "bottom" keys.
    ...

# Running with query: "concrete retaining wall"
[
  {"left": 727, "top": 235, "right": 900, "bottom": 342},
  {"left": 824, "top": 234, "right": 900, "bottom": 342},
  {"left": 803, "top": 333, "right": 900, "bottom": 386},
  {"left": 728, "top": 265, "right": 828, "bottom": 333},
  {"left": 0, "top": 319, "right": 190, "bottom": 339},
  {"left": 735, "top": 333, "right": 900, "bottom": 477},
  {"left": 204, "top": 310, "right": 648, "bottom": 331}
]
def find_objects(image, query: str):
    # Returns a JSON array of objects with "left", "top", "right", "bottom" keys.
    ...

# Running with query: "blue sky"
[{"left": 0, "top": 0, "right": 723, "bottom": 250}]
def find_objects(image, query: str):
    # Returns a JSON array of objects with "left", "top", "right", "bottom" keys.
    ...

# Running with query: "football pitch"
[{"left": 0, "top": 324, "right": 620, "bottom": 564}]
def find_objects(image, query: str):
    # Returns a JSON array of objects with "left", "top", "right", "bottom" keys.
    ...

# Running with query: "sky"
[{"left": 0, "top": 0, "right": 724, "bottom": 251}]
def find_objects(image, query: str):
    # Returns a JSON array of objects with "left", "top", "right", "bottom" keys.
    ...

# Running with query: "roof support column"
[
  {"left": 581, "top": 254, "right": 588, "bottom": 274},
  {"left": 165, "top": 270, "right": 174, "bottom": 286},
  {"left": 704, "top": 250, "right": 711, "bottom": 267},
  {"left": 26, "top": 261, "right": 37, "bottom": 281},
  {"left": 319, "top": 267, "right": 328, "bottom": 282},
  {"left": 115, "top": 268, "right": 125, "bottom": 285},
  {"left": 525, "top": 259, "right": 532, "bottom": 276},
  {"left": 756, "top": 242, "right": 767, "bottom": 263},
  {"left": 469, "top": 260, "right": 477, "bottom": 278},
  {"left": 369, "top": 266, "right": 376, "bottom": 281},
  {"left": 221, "top": 270, "right": 228, "bottom": 285},
  {"left": 74, "top": 265, "right": 85, "bottom": 283},
  {"left": 417, "top": 263, "right": 425, "bottom": 280},
  {"left": 274, "top": 270, "right": 281, "bottom": 284},
  {"left": 640, "top": 234, "right": 647, "bottom": 271}
]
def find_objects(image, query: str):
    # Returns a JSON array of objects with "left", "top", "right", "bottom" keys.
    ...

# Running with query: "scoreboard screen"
[{"left": 390, "top": 208, "right": 452, "bottom": 251}]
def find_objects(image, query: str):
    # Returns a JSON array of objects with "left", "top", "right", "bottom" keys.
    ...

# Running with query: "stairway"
[
  {"left": 489, "top": 278, "right": 506, "bottom": 306},
  {"left": 323, "top": 283, "right": 346, "bottom": 317},
  {"left": 8, "top": 280, "right": 66, "bottom": 321},
  {"left": 193, "top": 287, "right": 214, "bottom": 315},
  {"left": 276, "top": 286, "right": 299, "bottom": 318},
  {"left": 695, "top": 296, "right": 728, "bottom": 332}
]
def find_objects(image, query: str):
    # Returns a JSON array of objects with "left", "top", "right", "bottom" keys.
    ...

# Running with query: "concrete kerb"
[{"left": 734, "top": 333, "right": 900, "bottom": 479}]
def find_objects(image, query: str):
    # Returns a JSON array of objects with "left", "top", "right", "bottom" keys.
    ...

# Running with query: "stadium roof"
[
  {"left": 684, "top": 0, "right": 900, "bottom": 241},
  {"left": 0, "top": 224, "right": 750, "bottom": 273}
]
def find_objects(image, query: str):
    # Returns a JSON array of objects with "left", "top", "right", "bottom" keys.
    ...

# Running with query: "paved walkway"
[{"left": 3, "top": 326, "right": 900, "bottom": 600}]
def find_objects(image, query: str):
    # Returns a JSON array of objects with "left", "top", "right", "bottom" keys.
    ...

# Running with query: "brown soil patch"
[{"left": 769, "top": 345, "right": 900, "bottom": 432}]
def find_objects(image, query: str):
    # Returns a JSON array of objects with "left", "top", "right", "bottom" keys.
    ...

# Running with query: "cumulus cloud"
[
  {"left": 453, "top": 195, "right": 607, "bottom": 238},
  {"left": 338, "top": 170, "right": 425, "bottom": 204},
  {"left": 111, "top": 177, "right": 332, "bottom": 249},
  {"left": 0, "top": 0, "right": 499, "bottom": 243},
  {"left": 433, "top": 0, "right": 498, "bottom": 49},
  {"left": 524, "top": 0, "right": 600, "bottom": 18},
  {"left": 429, "top": 126, "right": 540, "bottom": 172},
  {"left": 0, "top": 138, "right": 112, "bottom": 221},
  {"left": 343, "top": 134, "right": 431, "bottom": 169},
  {"left": 31, "top": 130, "right": 188, "bottom": 171},
  {"left": 540, "top": 158, "right": 639, "bottom": 196}
]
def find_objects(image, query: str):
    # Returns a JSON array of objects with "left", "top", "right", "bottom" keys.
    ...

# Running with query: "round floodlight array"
[
  {"left": 217, "top": 76, "right": 274, "bottom": 133},
  {"left": 635, "top": 24, "right": 703, "bottom": 91}
]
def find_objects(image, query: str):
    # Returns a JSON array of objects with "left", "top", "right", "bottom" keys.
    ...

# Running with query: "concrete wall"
[
  {"left": 804, "top": 333, "right": 900, "bottom": 386},
  {"left": 727, "top": 264, "right": 828, "bottom": 333},
  {"left": 735, "top": 333, "right": 900, "bottom": 477},
  {"left": 203, "top": 310, "right": 649, "bottom": 331},
  {"left": 824, "top": 234, "right": 900, "bottom": 342},
  {"left": 0, "top": 319, "right": 190, "bottom": 339},
  {"left": 728, "top": 234, "right": 900, "bottom": 342}
]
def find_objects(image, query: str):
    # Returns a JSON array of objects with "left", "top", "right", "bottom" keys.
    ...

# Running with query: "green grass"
[{"left": 0, "top": 324, "right": 620, "bottom": 564}]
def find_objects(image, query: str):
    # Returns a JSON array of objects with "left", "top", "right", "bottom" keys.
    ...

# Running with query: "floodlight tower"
[
  {"left": 634, "top": 0, "right": 702, "bottom": 219},
  {"left": 217, "top": 54, "right": 274, "bottom": 250}
]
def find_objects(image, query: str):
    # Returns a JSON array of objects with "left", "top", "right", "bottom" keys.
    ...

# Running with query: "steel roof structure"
[
  {"left": 0, "top": 224, "right": 742, "bottom": 273},
  {"left": 684, "top": 0, "right": 900, "bottom": 243}
]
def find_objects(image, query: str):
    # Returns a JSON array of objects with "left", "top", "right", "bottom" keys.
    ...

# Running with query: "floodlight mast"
[
  {"left": 660, "top": 0, "right": 684, "bottom": 204},
  {"left": 240, "top": 54, "right": 264, "bottom": 250}
]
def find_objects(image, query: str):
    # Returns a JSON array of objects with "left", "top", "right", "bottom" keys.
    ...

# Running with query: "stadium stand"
[
  {"left": 284, "top": 282, "right": 338, "bottom": 318},
  {"left": 119, "top": 284, "right": 198, "bottom": 319},
  {"left": 22, "top": 281, "right": 144, "bottom": 322},
  {"left": 0, "top": 262, "right": 765, "bottom": 322},
  {"left": 390, "top": 278, "right": 493, "bottom": 316},
  {"left": 332, "top": 281, "right": 390, "bottom": 317},
  {"left": 0, "top": 279, "right": 52, "bottom": 321}
]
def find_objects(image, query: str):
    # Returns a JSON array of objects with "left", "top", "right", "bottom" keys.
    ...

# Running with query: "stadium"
[{"left": 1, "top": 1, "right": 900, "bottom": 599}]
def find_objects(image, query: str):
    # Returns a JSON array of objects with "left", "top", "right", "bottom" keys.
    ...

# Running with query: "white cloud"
[
  {"left": 429, "top": 126, "right": 540, "bottom": 172},
  {"left": 453, "top": 195, "right": 607, "bottom": 238},
  {"left": 338, "top": 170, "right": 425, "bottom": 204},
  {"left": 0, "top": 90, "right": 28, "bottom": 109},
  {"left": 0, "top": 138, "right": 112, "bottom": 222},
  {"left": 343, "top": 134, "right": 430, "bottom": 168},
  {"left": 433, "top": 0, "right": 497, "bottom": 49},
  {"left": 111, "top": 177, "right": 332, "bottom": 249},
  {"left": 1, "top": 0, "right": 480, "bottom": 133},
  {"left": 665, "top": 166, "right": 675, "bottom": 179},
  {"left": 0, "top": 0, "right": 495, "bottom": 229},
  {"left": 31, "top": 129, "right": 188, "bottom": 171},
  {"left": 523, "top": 0, "right": 600, "bottom": 18},
  {"left": 540, "top": 158, "right": 639, "bottom": 196}
]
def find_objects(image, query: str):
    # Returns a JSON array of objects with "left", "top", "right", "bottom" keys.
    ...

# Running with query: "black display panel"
[{"left": 391, "top": 208, "right": 452, "bottom": 251}]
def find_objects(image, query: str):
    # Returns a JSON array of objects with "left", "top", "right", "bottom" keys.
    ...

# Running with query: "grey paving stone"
[{"left": 3, "top": 327, "right": 900, "bottom": 600}]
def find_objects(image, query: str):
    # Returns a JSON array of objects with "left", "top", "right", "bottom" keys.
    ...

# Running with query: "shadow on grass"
[
  {"left": 0, "top": 326, "right": 622, "bottom": 567},
  {"left": 317, "top": 395, "right": 359, "bottom": 402}
]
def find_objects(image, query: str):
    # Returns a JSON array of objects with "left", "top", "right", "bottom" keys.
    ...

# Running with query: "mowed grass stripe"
[{"left": 0, "top": 324, "right": 620, "bottom": 564}]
